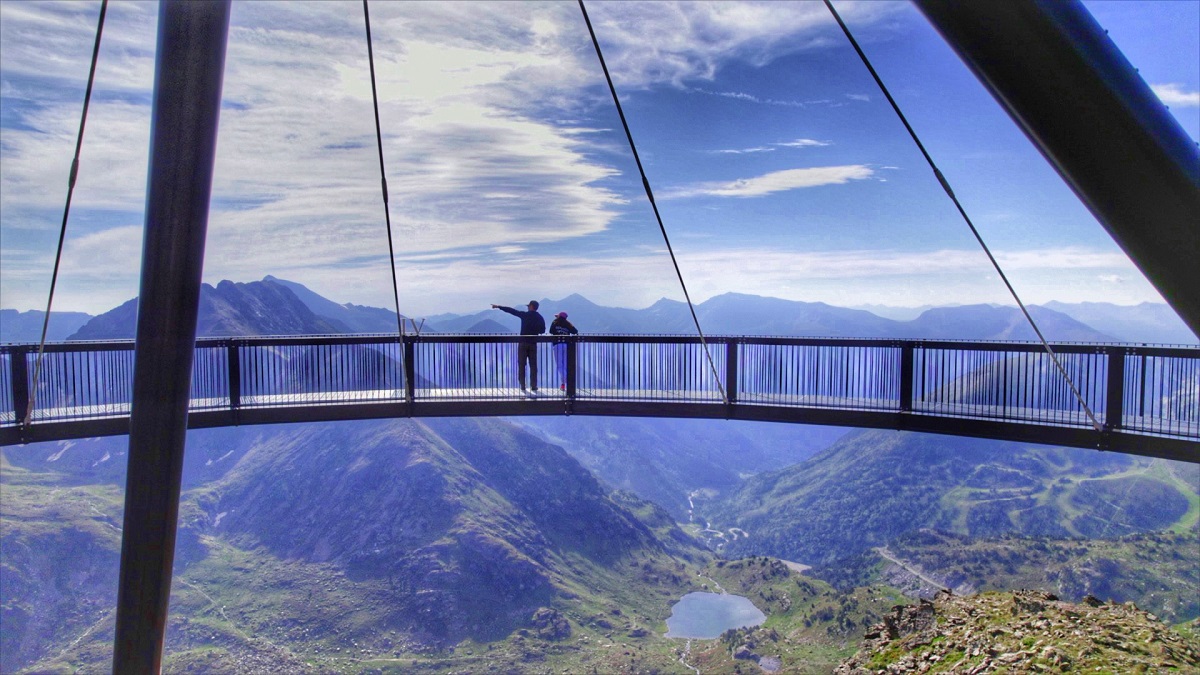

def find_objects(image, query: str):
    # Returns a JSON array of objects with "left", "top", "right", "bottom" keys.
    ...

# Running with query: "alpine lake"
[{"left": 664, "top": 592, "right": 767, "bottom": 639}]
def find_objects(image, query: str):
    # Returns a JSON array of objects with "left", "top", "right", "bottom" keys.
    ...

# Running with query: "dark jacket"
[
  {"left": 497, "top": 306, "right": 546, "bottom": 337},
  {"left": 549, "top": 317, "right": 578, "bottom": 341}
]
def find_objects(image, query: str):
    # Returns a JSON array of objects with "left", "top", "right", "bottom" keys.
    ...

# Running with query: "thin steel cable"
[
  {"left": 24, "top": 0, "right": 109, "bottom": 428},
  {"left": 823, "top": 0, "right": 1102, "bottom": 433},
  {"left": 362, "top": 0, "right": 406, "bottom": 338},
  {"left": 578, "top": 0, "right": 728, "bottom": 404}
]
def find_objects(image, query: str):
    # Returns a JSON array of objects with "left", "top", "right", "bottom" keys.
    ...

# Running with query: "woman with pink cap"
[{"left": 549, "top": 311, "right": 578, "bottom": 391}]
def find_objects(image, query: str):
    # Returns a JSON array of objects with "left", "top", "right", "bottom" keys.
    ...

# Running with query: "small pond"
[{"left": 664, "top": 592, "right": 766, "bottom": 639}]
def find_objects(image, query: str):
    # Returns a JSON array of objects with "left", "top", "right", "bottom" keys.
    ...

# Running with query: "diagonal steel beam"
[
  {"left": 113, "top": 1, "right": 230, "bottom": 672},
  {"left": 914, "top": 0, "right": 1200, "bottom": 338}
]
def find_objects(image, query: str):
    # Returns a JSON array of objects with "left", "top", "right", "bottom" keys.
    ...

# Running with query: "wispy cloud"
[
  {"left": 714, "top": 138, "right": 828, "bottom": 154},
  {"left": 1151, "top": 83, "right": 1200, "bottom": 107},
  {"left": 692, "top": 88, "right": 808, "bottom": 107},
  {"left": 715, "top": 146, "right": 775, "bottom": 154},
  {"left": 776, "top": 138, "right": 829, "bottom": 148},
  {"left": 663, "top": 165, "right": 873, "bottom": 199},
  {"left": 691, "top": 88, "right": 875, "bottom": 110}
]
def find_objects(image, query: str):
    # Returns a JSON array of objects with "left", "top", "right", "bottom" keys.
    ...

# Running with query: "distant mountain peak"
[{"left": 68, "top": 279, "right": 344, "bottom": 339}]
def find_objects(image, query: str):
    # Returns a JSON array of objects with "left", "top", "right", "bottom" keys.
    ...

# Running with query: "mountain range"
[{"left": 4, "top": 274, "right": 1195, "bottom": 344}]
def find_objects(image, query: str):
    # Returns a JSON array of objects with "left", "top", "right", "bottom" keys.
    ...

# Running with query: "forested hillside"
[{"left": 705, "top": 429, "right": 1197, "bottom": 566}]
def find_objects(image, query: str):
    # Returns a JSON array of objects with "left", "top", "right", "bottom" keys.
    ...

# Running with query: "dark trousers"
[{"left": 518, "top": 341, "right": 538, "bottom": 389}]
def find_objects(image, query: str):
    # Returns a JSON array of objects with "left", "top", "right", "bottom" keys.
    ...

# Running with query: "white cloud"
[
  {"left": 3, "top": 1, "right": 910, "bottom": 313},
  {"left": 1151, "top": 83, "right": 1200, "bottom": 107},
  {"left": 583, "top": 1, "right": 898, "bottom": 89},
  {"left": 663, "top": 165, "right": 873, "bottom": 199}
]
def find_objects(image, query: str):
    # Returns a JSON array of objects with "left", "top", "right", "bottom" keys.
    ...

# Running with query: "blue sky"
[{"left": 1, "top": 0, "right": 1197, "bottom": 318}]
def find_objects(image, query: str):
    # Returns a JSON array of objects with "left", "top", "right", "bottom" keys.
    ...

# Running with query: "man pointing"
[{"left": 491, "top": 300, "right": 546, "bottom": 393}]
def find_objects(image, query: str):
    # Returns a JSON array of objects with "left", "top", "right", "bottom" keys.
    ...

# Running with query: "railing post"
[
  {"left": 899, "top": 342, "right": 914, "bottom": 413},
  {"left": 566, "top": 337, "right": 577, "bottom": 400},
  {"left": 11, "top": 346, "right": 31, "bottom": 432},
  {"left": 403, "top": 335, "right": 416, "bottom": 404},
  {"left": 725, "top": 339, "right": 738, "bottom": 405},
  {"left": 1105, "top": 346, "right": 1125, "bottom": 432},
  {"left": 226, "top": 340, "right": 240, "bottom": 413}
]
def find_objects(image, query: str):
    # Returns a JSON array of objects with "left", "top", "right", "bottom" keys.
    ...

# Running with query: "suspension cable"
[
  {"left": 578, "top": 0, "right": 729, "bottom": 404},
  {"left": 823, "top": 0, "right": 1102, "bottom": 433},
  {"left": 23, "top": 0, "right": 109, "bottom": 428},
  {"left": 362, "top": 0, "right": 406, "bottom": 338}
]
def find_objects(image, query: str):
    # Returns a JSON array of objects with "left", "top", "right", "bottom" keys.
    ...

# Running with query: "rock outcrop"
[{"left": 836, "top": 589, "right": 1200, "bottom": 673}]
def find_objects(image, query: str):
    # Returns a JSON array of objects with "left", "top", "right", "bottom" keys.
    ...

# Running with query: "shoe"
[{"left": 531, "top": 387, "right": 539, "bottom": 393}]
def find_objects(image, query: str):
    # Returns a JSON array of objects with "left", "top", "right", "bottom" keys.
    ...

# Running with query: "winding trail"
[
  {"left": 56, "top": 609, "right": 113, "bottom": 661},
  {"left": 178, "top": 578, "right": 253, "bottom": 642},
  {"left": 698, "top": 573, "right": 727, "bottom": 595},
  {"left": 678, "top": 639, "right": 701, "bottom": 675}
]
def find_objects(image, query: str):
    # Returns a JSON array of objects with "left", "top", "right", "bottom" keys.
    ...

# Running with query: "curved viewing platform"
[{"left": 1, "top": 334, "right": 1196, "bottom": 462}]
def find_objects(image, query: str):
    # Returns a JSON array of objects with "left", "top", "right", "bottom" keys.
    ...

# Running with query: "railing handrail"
[
  {"left": 3, "top": 334, "right": 1197, "bottom": 460},
  {"left": 4, "top": 334, "right": 1198, "bottom": 352}
]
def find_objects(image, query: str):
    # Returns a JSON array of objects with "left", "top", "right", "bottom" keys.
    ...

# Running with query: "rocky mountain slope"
[
  {"left": 810, "top": 529, "right": 1200, "bottom": 627},
  {"left": 835, "top": 590, "right": 1200, "bottom": 673},
  {"left": 68, "top": 279, "right": 342, "bottom": 339}
]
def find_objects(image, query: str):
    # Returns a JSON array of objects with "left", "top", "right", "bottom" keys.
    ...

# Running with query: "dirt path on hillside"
[
  {"left": 678, "top": 639, "right": 701, "bottom": 674},
  {"left": 874, "top": 546, "right": 948, "bottom": 592}
]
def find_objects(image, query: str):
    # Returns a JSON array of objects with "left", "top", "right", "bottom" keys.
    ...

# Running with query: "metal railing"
[{"left": 2, "top": 335, "right": 1197, "bottom": 457}]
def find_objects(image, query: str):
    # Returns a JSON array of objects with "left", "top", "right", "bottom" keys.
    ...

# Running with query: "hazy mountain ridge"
[
  {"left": 1044, "top": 300, "right": 1197, "bottom": 344},
  {"left": 8, "top": 276, "right": 1192, "bottom": 345},
  {"left": 0, "top": 309, "right": 93, "bottom": 343},
  {"left": 429, "top": 292, "right": 1117, "bottom": 342}
]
